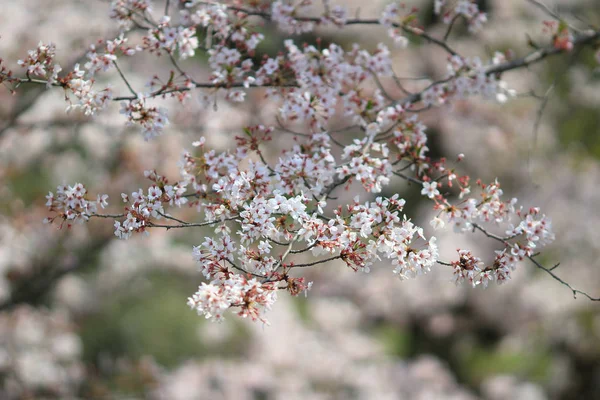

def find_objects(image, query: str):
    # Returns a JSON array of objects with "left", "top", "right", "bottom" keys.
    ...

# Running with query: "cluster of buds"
[{"left": 546, "top": 20, "right": 574, "bottom": 51}]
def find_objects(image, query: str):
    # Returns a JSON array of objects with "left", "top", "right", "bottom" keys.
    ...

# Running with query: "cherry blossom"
[
  {"left": 120, "top": 96, "right": 169, "bottom": 139},
  {"left": 421, "top": 181, "right": 440, "bottom": 199},
  {"left": 22, "top": 0, "right": 599, "bottom": 324},
  {"left": 44, "top": 184, "right": 108, "bottom": 226}
]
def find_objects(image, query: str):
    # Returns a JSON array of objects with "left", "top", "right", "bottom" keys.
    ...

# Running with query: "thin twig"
[
  {"left": 528, "top": 255, "right": 600, "bottom": 301},
  {"left": 214, "top": 4, "right": 460, "bottom": 56},
  {"left": 527, "top": 82, "right": 554, "bottom": 178},
  {"left": 526, "top": 0, "right": 582, "bottom": 32},
  {"left": 392, "top": 170, "right": 422, "bottom": 185},
  {"left": 443, "top": 14, "right": 462, "bottom": 42},
  {"left": 113, "top": 60, "right": 137, "bottom": 97},
  {"left": 289, "top": 255, "right": 342, "bottom": 268}
]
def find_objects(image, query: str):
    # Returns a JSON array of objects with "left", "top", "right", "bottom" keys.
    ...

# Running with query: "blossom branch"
[
  {"left": 22, "top": 0, "right": 600, "bottom": 325},
  {"left": 216, "top": 3, "right": 460, "bottom": 57},
  {"left": 471, "top": 224, "right": 600, "bottom": 301},
  {"left": 383, "top": 28, "right": 600, "bottom": 109}
]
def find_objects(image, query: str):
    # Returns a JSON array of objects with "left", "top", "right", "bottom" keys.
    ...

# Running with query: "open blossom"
[
  {"left": 120, "top": 96, "right": 169, "bottom": 139},
  {"left": 261, "top": 58, "right": 279, "bottom": 76},
  {"left": 430, "top": 217, "right": 445, "bottom": 230},
  {"left": 97, "top": 194, "right": 109, "bottom": 209},
  {"left": 421, "top": 181, "right": 440, "bottom": 199}
]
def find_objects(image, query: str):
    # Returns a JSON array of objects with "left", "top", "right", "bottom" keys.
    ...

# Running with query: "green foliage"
[
  {"left": 457, "top": 343, "right": 552, "bottom": 385},
  {"left": 558, "top": 106, "right": 600, "bottom": 159},
  {"left": 6, "top": 161, "right": 49, "bottom": 208},
  {"left": 80, "top": 271, "right": 249, "bottom": 370},
  {"left": 292, "top": 296, "right": 312, "bottom": 324},
  {"left": 375, "top": 324, "right": 412, "bottom": 358},
  {"left": 544, "top": 49, "right": 600, "bottom": 160}
]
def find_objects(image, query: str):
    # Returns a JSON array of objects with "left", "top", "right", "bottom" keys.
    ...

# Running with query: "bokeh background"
[{"left": 1, "top": 0, "right": 600, "bottom": 399}]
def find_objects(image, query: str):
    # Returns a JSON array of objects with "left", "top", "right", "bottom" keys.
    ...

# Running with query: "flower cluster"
[
  {"left": 429, "top": 178, "right": 555, "bottom": 288},
  {"left": 321, "top": 0, "right": 347, "bottom": 27},
  {"left": 435, "top": 0, "right": 488, "bottom": 33},
  {"left": 187, "top": 275, "right": 277, "bottom": 323},
  {"left": 379, "top": 2, "right": 410, "bottom": 48},
  {"left": 12, "top": 42, "right": 115, "bottom": 115},
  {"left": 507, "top": 208, "right": 555, "bottom": 252},
  {"left": 338, "top": 136, "right": 392, "bottom": 194},
  {"left": 274, "top": 39, "right": 394, "bottom": 130},
  {"left": 44, "top": 183, "right": 107, "bottom": 226},
  {"left": 109, "top": 0, "right": 153, "bottom": 31},
  {"left": 452, "top": 246, "right": 525, "bottom": 288},
  {"left": 120, "top": 96, "right": 169, "bottom": 139},
  {"left": 451, "top": 249, "right": 487, "bottom": 287},
  {"left": 17, "top": 42, "right": 62, "bottom": 88},
  {"left": 85, "top": 35, "right": 139, "bottom": 76},
  {"left": 422, "top": 55, "right": 515, "bottom": 106},
  {"left": 143, "top": 17, "right": 199, "bottom": 59},
  {"left": 114, "top": 170, "right": 189, "bottom": 239},
  {"left": 65, "top": 65, "right": 113, "bottom": 116},
  {"left": 271, "top": 1, "right": 316, "bottom": 35},
  {"left": 61, "top": 125, "right": 449, "bottom": 322},
  {"left": 181, "top": 2, "right": 230, "bottom": 36},
  {"left": 433, "top": 180, "right": 512, "bottom": 233}
]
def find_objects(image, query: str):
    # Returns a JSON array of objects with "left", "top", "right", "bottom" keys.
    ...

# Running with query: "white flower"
[
  {"left": 96, "top": 194, "right": 109, "bottom": 209},
  {"left": 421, "top": 181, "right": 440, "bottom": 199},
  {"left": 430, "top": 217, "right": 445, "bottom": 230}
]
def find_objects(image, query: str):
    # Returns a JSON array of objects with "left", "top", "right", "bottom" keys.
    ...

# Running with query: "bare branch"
[
  {"left": 528, "top": 255, "right": 600, "bottom": 301},
  {"left": 288, "top": 255, "right": 342, "bottom": 268}
]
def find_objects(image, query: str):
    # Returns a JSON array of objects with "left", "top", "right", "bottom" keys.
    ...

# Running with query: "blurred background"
[{"left": 1, "top": 0, "right": 600, "bottom": 399}]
